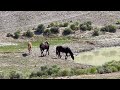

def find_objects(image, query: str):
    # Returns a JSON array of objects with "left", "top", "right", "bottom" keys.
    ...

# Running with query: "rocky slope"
[{"left": 0, "top": 11, "right": 120, "bottom": 33}]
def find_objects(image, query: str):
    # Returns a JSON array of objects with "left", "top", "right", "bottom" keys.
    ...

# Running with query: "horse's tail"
[
  {"left": 56, "top": 46, "right": 59, "bottom": 56},
  {"left": 68, "top": 48, "right": 74, "bottom": 60}
]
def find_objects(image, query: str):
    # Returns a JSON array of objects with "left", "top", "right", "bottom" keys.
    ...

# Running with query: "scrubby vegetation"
[
  {"left": 92, "top": 28, "right": 100, "bottom": 36},
  {"left": 14, "top": 30, "right": 21, "bottom": 39},
  {"left": 28, "top": 60, "right": 120, "bottom": 78},
  {"left": 35, "top": 24, "right": 45, "bottom": 34},
  {"left": 50, "top": 27, "right": 59, "bottom": 34},
  {"left": 23, "top": 30, "right": 34, "bottom": 38},
  {"left": 0, "top": 60, "right": 120, "bottom": 79},
  {"left": 62, "top": 28, "right": 72, "bottom": 36},
  {"left": 43, "top": 29, "right": 51, "bottom": 36},
  {"left": 100, "top": 25, "right": 116, "bottom": 33},
  {"left": 80, "top": 21, "right": 93, "bottom": 31}
]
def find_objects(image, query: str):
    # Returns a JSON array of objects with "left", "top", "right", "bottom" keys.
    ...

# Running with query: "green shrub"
[
  {"left": 59, "top": 69, "right": 70, "bottom": 76},
  {"left": 97, "top": 66, "right": 105, "bottom": 74},
  {"left": 9, "top": 71, "right": 22, "bottom": 79},
  {"left": 50, "top": 22, "right": 55, "bottom": 27},
  {"left": 36, "top": 24, "right": 45, "bottom": 34},
  {"left": 29, "top": 71, "right": 38, "bottom": 78},
  {"left": 0, "top": 73, "right": 4, "bottom": 79},
  {"left": 100, "top": 25, "right": 116, "bottom": 33},
  {"left": 74, "top": 21, "right": 79, "bottom": 26},
  {"left": 85, "top": 21, "right": 92, "bottom": 25},
  {"left": 116, "top": 20, "right": 120, "bottom": 24},
  {"left": 88, "top": 67, "right": 98, "bottom": 74},
  {"left": 63, "top": 22, "right": 69, "bottom": 27},
  {"left": 41, "top": 65, "right": 48, "bottom": 72},
  {"left": 92, "top": 29, "right": 99, "bottom": 36},
  {"left": 47, "top": 65, "right": 60, "bottom": 76},
  {"left": 74, "top": 69, "right": 87, "bottom": 75},
  {"left": 62, "top": 28, "right": 72, "bottom": 36},
  {"left": 43, "top": 29, "right": 51, "bottom": 36},
  {"left": 70, "top": 24, "right": 76, "bottom": 30},
  {"left": 50, "top": 27, "right": 59, "bottom": 34},
  {"left": 14, "top": 30, "right": 20, "bottom": 39},
  {"left": 24, "top": 30, "right": 34, "bottom": 38},
  {"left": 80, "top": 21, "right": 93, "bottom": 31}
]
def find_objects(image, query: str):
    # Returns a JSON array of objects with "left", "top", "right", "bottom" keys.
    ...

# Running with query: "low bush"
[
  {"left": 62, "top": 28, "right": 72, "bottom": 36},
  {"left": 14, "top": 30, "right": 21, "bottom": 39},
  {"left": 80, "top": 21, "right": 93, "bottom": 31},
  {"left": 100, "top": 25, "right": 116, "bottom": 33},
  {"left": 43, "top": 29, "right": 51, "bottom": 36},
  {"left": 35, "top": 24, "right": 45, "bottom": 34},
  {"left": 9, "top": 71, "right": 22, "bottom": 79},
  {"left": 24, "top": 30, "right": 34, "bottom": 38},
  {"left": 92, "top": 29, "right": 99, "bottom": 36},
  {"left": 50, "top": 27, "right": 59, "bottom": 34}
]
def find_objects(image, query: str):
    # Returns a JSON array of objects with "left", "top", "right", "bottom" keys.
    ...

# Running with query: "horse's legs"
[
  {"left": 47, "top": 49, "right": 49, "bottom": 55},
  {"left": 65, "top": 53, "right": 68, "bottom": 60},
  {"left": 28, "top": 48, "right": 31, "bottom": 55},
  {"left": 58, "top": 52, "right": 61, "bottom": 58},
  {"left": 41, "top": 49, "right": 43, "bottom": 56}
]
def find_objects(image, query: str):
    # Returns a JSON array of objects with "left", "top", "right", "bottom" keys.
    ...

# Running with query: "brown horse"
[
  {"left": 39, "top": 41, "right": 49, "bottom": 57},
  {"left": 28, "top": 41, "right": 32, "bottom": 55}
]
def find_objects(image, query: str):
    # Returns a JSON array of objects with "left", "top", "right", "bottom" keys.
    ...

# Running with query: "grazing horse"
[
  {"left": 56, "top": 46, "right": 74, "bottom": 60},
  {"left": 28, "top": 41, "right": 32, "bottom": 55},
  {"left": 39, "top": 41, "right": 49, "bottom": 56}
]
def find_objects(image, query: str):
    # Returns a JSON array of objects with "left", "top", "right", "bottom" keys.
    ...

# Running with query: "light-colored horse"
[{"left": 28, "top": 41, "right": 32, "bottom": 55}]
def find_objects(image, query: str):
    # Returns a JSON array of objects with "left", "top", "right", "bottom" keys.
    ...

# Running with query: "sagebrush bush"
[
  {"left": 29, "top": 71, "right": 38, "bottom": 78},
  {"left": 0, "top": 73, "right": 4, "bottom": 79},
  {"left": 43, "top": 29, "right": 51, "bottom": 36},
  {"left": 70, "top": 24, "right": 76, "bottom": 30},
  {"left": 116, "top": 20, "right": 120, "bottom": 24},
  {"left": 88, "top": 67, "right": 98, "bottom": 74},
  {"left": 62, "top": 28, "right": 72, "bottom": 36},
  {"left": 24, "top": 30, "right": 34, "bottom": 38},
  {"left": 49, "top": 22, "right": 55, "bottom": 27},
  {"left": 100, "top": 25, "right": 116, "bottom": 33},
  {"left": 74, "top": 21, "right": 79, "bottom": 26},
  {"left": 9, "top": 71, "right": 22, "bottom": 79},
  {"left": 36, "top": 24, "right": 45, "bottom": 34},
  {"left": 14, "top": 30, "right": 21, "bottom": 39},
  {"left": 80, "top": 21, "right": 93, "bottom": 31},
  {"left": 59, "top": 69, "right": 70, "bottom": 76},
  {"left": 63, "top": 22, "right": 69, "bottom": 27},
  {"left": 40, "top": 65, "right": 48, "bottom": 71},
  {"left": 50, "top": 27, "right": 59, "bottom": 34},
  {"left": 46, "top": 65, "right": 60, "bottom": 76},
  {"left": 97, "top": 66, "right": 105, "bottom": 74},
  {"left": 92, "top": 29, "right": 99, "bottom": 36}
]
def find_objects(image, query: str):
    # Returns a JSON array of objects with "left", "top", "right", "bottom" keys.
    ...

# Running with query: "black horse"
[
  {"left": 56, "top": 46, "right": 74, "bottom": 60},
  {"left": 39, "top": 41, "right": 49, "bottom": 57}
]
